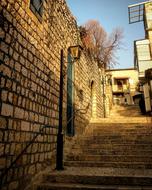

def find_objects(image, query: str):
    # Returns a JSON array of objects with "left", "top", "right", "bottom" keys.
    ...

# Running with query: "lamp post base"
[{"left": 56, "top": 133, "right": 64, "bottom": 170}]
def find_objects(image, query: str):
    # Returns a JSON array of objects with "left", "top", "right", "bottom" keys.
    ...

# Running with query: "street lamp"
[
  {"left": 68, "top": 45, "right": 83, "bottom": 60},
  {"left": 56, "top": 45, "right": 83, "bottom": 170}
]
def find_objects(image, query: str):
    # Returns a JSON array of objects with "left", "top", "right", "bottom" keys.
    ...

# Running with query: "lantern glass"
[{"left": 69, "top": 45, "right": 82, "bottom": 60}]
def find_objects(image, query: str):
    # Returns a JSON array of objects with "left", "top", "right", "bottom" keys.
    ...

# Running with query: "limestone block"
[
  {"left": 29, "top": 111, "right": 34, "bottom": 121},
  {"left": 0, "top": 42, "right": 9, "bottom": 54},
  {"left": 18, "top": 44, "right": 22, "bottom": 54},
  {"left": 6, "top": 79, "right": 12, "bottom": 89},
  {"left": 8, "top": 92, "right": 13, "bottom": 104},
  {"left": 14, "top": 107, "right": 24, "bottom": 119},
  {"left": 1, "top": 0, "right": 7, "bottom": 7},
  {"left": 28, "top": 52, "right": 34, "bottom": 62},
  {"left": 8, "top": 130, "right": 15, "bottom": 142},
  {"left": 28, "top": 164, "right": 35, "bottom": 175},
  {"left": 23, "top": 111, "right": 29, "bottom": 120},
  {"left": 1, "top": 103, "right": 13, "bottom": 117},
  {"left": 14, "top": 2, "right": 20, "bottom": 11},
  {"left": 20, "top": 56, "right": 25, "bottom": 66},
  {"left": 1, "top": 90, "right": 8, "bottom": 102},
  {"left": 23, "top": 49, "right": 27, "bottom": 58},
  {"left": 8, "top": 119, "right": 13, "bottom": 129},
  {"left": 13, "top": 94, "right": 18, "bottom": 105},
  {"left": 5, "top": 33, "right": 11, "bottom": 44},
  {"left": 14, "top": 132, "right": 20, "bottom": 142},
  {"left": 0, "top": 51, "right": 4, "bottom": 61},
  {"left": 0, "top": 28, "right": 5, "bottom": 39},
  {"left": 0, "top": 157, "right": 5, "bottom": 168},
  {"left": 4, "top": 144, "right": 10, "bottom": 155},
  {"left": 0, "top": 116, "right": 7, "bottom": 129},
  {"left": 21, "top": 121, "right": 30, "bottom": 131},
  {"left": 0, "top": 130, "right": 4, "bottom": 141},
  {"left": 13, "top": 51, "right": 19, "bottom": 61},
  {"left": 9, "top": 47, "right": 13, "bottom": 57},
  {"left": 8, "top": 181, "right": 18, "bottom": 190},
  {"left": 0, "top": 144, "right": 5, "bottom": 156}
]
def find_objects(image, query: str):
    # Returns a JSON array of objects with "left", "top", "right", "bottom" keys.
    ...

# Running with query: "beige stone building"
[
  {"left": 0, "top": 1, "right": 103, "bottom": 189},
  {"left": 128, "top": 1, "right": 152, "bottom": 113},
  {"left": 106, "top": 68, "right": 139, "bottom": 106}
]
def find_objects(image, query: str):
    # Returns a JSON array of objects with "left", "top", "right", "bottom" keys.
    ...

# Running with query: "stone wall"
[{"left": 0, "top": 0, "right": 102, "bottom": 189}]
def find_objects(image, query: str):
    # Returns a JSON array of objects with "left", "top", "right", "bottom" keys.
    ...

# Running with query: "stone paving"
[
  {"left": 90, "top": 105, "right": 152, "bottom": 123},
  {"left": 47, "top": 166, "right": 152, "bottom": 177}
]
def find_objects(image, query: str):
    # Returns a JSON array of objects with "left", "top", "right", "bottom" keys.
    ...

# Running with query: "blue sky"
[{"left": 66, "top": 0, "right": 148, "bottom": 69}]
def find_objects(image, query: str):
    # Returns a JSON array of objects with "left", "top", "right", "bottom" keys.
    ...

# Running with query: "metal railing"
[{"left": 67, "top": 102, "right": 90, "bottom": 125}]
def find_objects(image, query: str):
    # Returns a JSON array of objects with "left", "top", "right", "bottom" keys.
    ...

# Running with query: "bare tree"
[{"left": 80, "top": 20, "right": 123, "bottom": 69}]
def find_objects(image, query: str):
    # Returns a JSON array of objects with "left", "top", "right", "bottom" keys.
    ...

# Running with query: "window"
[
  {"left": 128, "top": 2, "right": 144, "bottom": 24},
  {"left": 123, "top": 79, "right": 127, "bottom": 85},
  {"left": 30, "top": 0, "right": 43, "bottom": 20}
]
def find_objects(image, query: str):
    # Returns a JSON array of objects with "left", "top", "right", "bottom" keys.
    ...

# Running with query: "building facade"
[
  {"left": 129, "top": 1, "right": 152, "bottom": 113},
  {"left": 106, "top": 68, "right": 139, "bottom": 106},
  {"left": 0, "top": 0, "right": 103, "bottom": 189}
]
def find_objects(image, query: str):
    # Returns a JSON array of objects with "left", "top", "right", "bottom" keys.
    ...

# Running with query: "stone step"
[
  {"left": 64, "top": 161, "right": 152, "bottom": 169},
  {"left": 77, "top": 149, "right": 152, "bottom": 156},
  {"left": 85, "top": 127, "right": 152, "bottom": 134},
  {"left": 89, "top": 127, "right": 152, "bottom": 132},
  {"left": 109, "top": 115, "right": 142, "bottom": 117},
  {"left": 92, "top": 125, "right": 152, "bottom": 129},
  {"left": 37, "top": 183, "right": 152, "bottom": 190},
  {"left": 75, "top": 134, "right": 152, "bottom": 144},
  {"left": 36, "top": 166, "right": 152, "bottom": 189},
  {"left": 90, "top": 118, "right": 152, "bottom": 123},
  {"left": 76, "top": 132, "right": 152, "bottom": 140},
  {"left": 92, "top": 129, "right": 152, "bottom": 133},
  {"left": 88, "top": 123, "right": 151, "bottom": 127},
  {"left": 72, "top": 143, "right": 152, "bottom": 150},
  {"left": 110, "top": 110, "right": 141, "bottom": 114},
  {"left": 70, "top": 148, "right": 152, "bottom": 156},
  {"left": 42, "top": 173, "right": 152, "bottom": 186},
  {"left": 76, "top": 138, "right": 152, "bottom": 144},
  {"left": 110, "top": 109, "right": 141, "bottom": 113},
  {"left": 66, "top": 155, "right": 152, "bottom": 162},
  {"left": 110, "top": 112, "right": 141, "bottom": 115},
  {"left": 75, "top": 142, "right": 152, "bottom": 147},
  {"left": 70, "top": 150, "right": 152, "bottom": 158},
  {"left": 94, "top": 126, "right": 150, "bottom": 130},
  {"left": 87, "top": 129, "right": 152, "bottom": 133},
  {"left": 82, "top": 134, "right": 152, "bottom": 139}
]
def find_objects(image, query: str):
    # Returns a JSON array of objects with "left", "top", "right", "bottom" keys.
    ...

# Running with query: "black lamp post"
[{"left": 56, "top": 45, "right": 82, "bottom": 170}]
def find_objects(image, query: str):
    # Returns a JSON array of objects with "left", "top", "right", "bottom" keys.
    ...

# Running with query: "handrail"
[
  {"left": 67, "top": 103, "right": 90, "bottom": 125},
  {"left": 0, "top": 125, "right": 53, "bottom": 189}
]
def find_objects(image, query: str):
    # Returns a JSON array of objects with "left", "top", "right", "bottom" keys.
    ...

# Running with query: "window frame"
[{"left": 30, "top": 0, "right": 44, "bottom": 21}]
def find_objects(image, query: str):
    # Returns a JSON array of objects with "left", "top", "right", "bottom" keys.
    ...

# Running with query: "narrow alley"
[{"left": 0, "top": 1, "right": 152, "bottom": 190}]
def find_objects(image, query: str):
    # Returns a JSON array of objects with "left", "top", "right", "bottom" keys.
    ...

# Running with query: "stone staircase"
[
  {"left": 36, "top": 105, "right": 152, "bottom": 190},
  {"left": 109, "top": 105, "right": 142, "bottom": 118}
]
